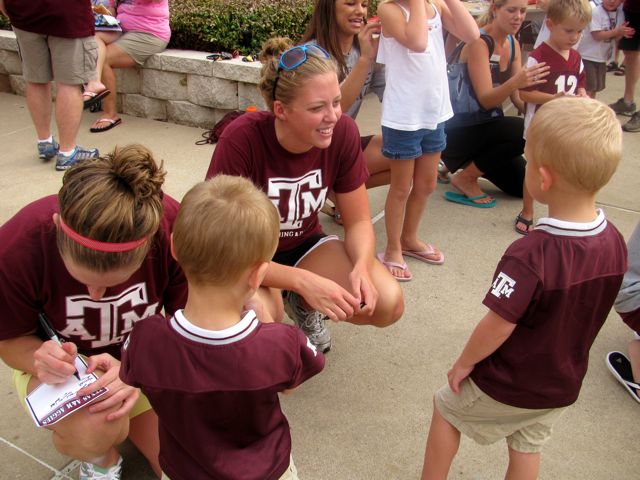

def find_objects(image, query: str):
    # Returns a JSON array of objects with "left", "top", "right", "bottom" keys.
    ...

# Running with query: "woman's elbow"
[{"left": 461, "top": 27, "right": 480, "bottom": 45}]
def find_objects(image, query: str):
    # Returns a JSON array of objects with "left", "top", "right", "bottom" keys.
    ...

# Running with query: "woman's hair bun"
[
  {"left": 107, "top": 144, "right": 166, "bottom": 201},
  {"left": 260, "top": 37, "right": 294, "bottom": 65}
]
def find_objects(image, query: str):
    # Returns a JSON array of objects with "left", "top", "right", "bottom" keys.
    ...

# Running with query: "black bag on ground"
[
  {"left": 196, "top": 110, "right": 245, "bottom": 145},
  {"left": 446, "top": 34, "right": 504, "bottom": 128}
]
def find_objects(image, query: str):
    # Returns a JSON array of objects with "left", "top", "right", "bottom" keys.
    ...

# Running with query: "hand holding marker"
[{"left": 38, "top": 312, "right": 81, "bottom": 380}]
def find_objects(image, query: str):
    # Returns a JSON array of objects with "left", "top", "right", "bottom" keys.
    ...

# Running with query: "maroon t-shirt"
[
  {"left": 120, "top": 310, "right": 325, "bottom": 480},
  {"left": 5, "top": 0, "right": 95, "bottom": 38},
  {"left": 471, "top": 211, "right": 627, "bottom": 409},
  {"left": 206, "top": 111, "right": 369, "bottom": 252},
  {"left": 0, "top": 195, "right": 187, "bottom": 359}
]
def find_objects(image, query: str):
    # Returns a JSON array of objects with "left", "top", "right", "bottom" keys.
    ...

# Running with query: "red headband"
[{"left": 58, "top": 217, "right": 148, "bottom": 253}]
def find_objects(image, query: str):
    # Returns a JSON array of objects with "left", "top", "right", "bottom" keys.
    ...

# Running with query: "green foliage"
[
  {"left": 169, "top": 0, "right": 315, "bottom": 54},
  {"left": 0, "top": 1, "right": 382, "bottom": 53}
]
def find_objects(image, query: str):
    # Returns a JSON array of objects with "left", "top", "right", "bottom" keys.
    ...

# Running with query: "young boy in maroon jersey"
[
  {"left": 420, "top": 97, "right": 627, "bottom": 479},
  {"left": 120, "top": 175, "right": 325, "bottom": 480},
  {"left": 514, "top": 0, "right": 592, "bottom": 235}
]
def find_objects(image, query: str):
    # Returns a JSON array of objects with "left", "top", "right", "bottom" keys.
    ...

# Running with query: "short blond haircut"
[
  {"left": 173, "top": 175, "right": 280, "bottom": 286},
  {"left": 526, "top": 97, "right": 622, "bottom": 193},
  {"left": 546, "top": 0, "right": 591, "bottom": 25}
]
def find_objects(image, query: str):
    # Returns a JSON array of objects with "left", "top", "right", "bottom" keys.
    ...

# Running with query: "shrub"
[{"left": 0, "top": 0, "right": 381, "bottom": 53}]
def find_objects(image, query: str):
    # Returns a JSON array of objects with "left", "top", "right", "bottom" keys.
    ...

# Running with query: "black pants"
[{"left": 442, "top": 116, "right": 526, "bottom": 198}]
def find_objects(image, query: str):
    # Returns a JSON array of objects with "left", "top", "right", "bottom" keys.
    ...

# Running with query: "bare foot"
[
  {"left": 379, "top": 251, "right": 412, "bottom": 281},
  {"left": 515, "top": 211, "right": 533, "bottom": 235},
  {"left": 400, "top": 239, "right": 444, "bottom": 264},
  {"left": 84, "top": 80, "right": 107, "bottom": 95},
  {"left": 451, "top": 172, "right": 494, "bottom": 205}
]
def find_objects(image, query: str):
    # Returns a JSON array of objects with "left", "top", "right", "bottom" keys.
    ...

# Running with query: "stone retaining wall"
[{"left": 0, "top": 30, "right": 267, "bottom": 129}]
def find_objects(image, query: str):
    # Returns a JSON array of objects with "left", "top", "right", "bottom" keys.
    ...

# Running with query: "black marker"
[{"left": 38, "top": 312, "right": 81, "bottom": 381}]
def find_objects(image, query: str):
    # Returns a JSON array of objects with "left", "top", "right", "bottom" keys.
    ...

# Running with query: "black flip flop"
[
  {"left": 90, "top": 117, "right": 122, "bottom": 133},
  {"left": 515, "top": 212, "right": 533, "bottom": 235},
  {"left": 606, "top": 351, "right": 640, "bottom": 403},
  {"left": 83, "top": 89, "right": 111, "bottom": 110}
]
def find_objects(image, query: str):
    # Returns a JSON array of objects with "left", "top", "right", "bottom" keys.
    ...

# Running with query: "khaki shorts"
[
  {"left": 12, "top": 368, "right": 152, "bottom": 420},
  {"left": 434, "top": 379, "right": 567, "bottom": 453},
  {"left": 115, "top": 31, "right": 168, "bottom": 65},
  {"left": 161, "top": 456, "right": 299, "bottom": 480},
  {"left": 12, "top": 27, "right": 97, "bottom": 85},
  {"left": 584, "top": 60, "right": 606, "bottom": 93}
]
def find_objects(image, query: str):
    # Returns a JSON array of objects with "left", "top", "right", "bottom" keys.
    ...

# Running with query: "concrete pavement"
[{"left": 0, "top": 71, "right": 639, "bottom": 479}]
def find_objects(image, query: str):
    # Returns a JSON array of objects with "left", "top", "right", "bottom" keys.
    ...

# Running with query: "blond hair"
[
  {"left": 527, "top": 97, "right": 621, "bottom": 193},
  {"left": 546, "top": 0, "right": 591, "bottom": 24},
  {"left": 259, "top": 37, "right": 337, "bottom": 112},
  {"left": 173, "top": 175, "right": 280, "bottom": 287},
  {"left": 477, "top": 0, "right": 514, "bottom": 27},
  {"left": 57, "top": 144, "right": 165, "bottom": 272}
]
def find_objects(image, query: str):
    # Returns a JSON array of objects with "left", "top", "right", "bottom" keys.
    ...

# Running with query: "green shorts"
[
  {"left": 435, "top": 378, "right": 567, "bottom": 453},
  {"left": 12, "top": 368, "right": 151, "bottom": 420},
  {"left": 13, "top": 26, "right": 97, "bottom": 85}
]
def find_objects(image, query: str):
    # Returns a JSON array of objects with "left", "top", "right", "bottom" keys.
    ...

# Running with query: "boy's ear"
[
  {"left": 545, "top": 17, "right": 554, "bottom": 30},
  {"left": 539, "top": 165, "right": 553, "bottom": 192},
  {"left": 169, "top": 233, "right": 177, "bottom": 261},
  {"left": 248, "top": 261, "right": 270, "bottom": 291}
]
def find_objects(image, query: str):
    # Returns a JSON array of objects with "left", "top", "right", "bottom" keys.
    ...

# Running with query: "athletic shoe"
[
  {"left": 79, "top": 455, "right": 123, "bottom": 480},
  {"left": 37, "top": 138, "right": 59, "bottom": 162},
  {"left": 56, "top": 146, "right": 99, "bottom": 171},
  {"left": 609, "top": 98, "right": 636, "bottom": 116},
  {"left": 283, "top": 291, "right": 331, "bottom": 353},
  {"left": 606, "top": 351, "right": 640, "bottom": 404},
  {"left": 623, "top": 112, "right": 640, "bottom": 132}
]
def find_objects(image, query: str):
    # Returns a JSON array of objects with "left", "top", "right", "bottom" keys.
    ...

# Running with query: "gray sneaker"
[
  {"left": 37, "top": 138, "right": 59, "bottom": 162},
  {"left": 609, "top": 97, "right": 636, "bottom": 116},
  {"left": 284, "top": 291, "right": 331, "bottom": 353},
  {"left": 56, "top": 145, "right": 99, "bottom": 171},
  {"left": 623, "top": 112, "right": 640, "bottom": 132}
]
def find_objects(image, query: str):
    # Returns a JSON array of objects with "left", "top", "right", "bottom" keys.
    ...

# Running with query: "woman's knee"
[{"left": 370, "top": 276, "right": 405, "bottom": 327}]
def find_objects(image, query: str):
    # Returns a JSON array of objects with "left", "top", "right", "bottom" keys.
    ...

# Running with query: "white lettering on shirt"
[
  {"left": 491, "top": 272, "right": 516, "bottom": 299},
  {"left": 267, "top": 170, "right": 328, "bottom": 231}
]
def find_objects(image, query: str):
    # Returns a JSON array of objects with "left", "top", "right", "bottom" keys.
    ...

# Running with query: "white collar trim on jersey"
[
  {"left": 535, "top": 208, "right": 607, "bottom": 237},
  {"left": 170, "top": 309, "right": 259, "bottom": 346}
]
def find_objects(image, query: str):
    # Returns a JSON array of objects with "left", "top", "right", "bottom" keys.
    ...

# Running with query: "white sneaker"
[{"left": 79, "top": 455, "right": 123, "bottom": 480}]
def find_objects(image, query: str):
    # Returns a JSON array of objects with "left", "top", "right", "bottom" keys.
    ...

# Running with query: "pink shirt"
[{"left": 110, "top": 0, "right": 170, "bottom": 42}]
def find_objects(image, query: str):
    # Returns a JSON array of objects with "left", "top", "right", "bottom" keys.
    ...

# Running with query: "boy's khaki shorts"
[
  {"left": 435, "top": 378, "right": 567, "bottom": 453},
  {"left": 13, "top": 27, "right": 97, "bottom": 85},
  {"left": 161, "top": 456, "right": 299, "bottom": 480},
  {"left": 12, "top": 368, "right": 151, "bottom": 420}
]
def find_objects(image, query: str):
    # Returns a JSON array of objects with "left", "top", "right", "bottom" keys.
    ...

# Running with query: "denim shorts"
[{"left": 381, "top": 123, "right": 447, "bottom": 160}]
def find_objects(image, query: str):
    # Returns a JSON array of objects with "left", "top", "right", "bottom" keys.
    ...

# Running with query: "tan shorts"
[
  {"left": 161, "top": 456, "right": 299, "bottom": 480},
  {"left": 115, "top": 31, "right": 168, "bottom": 65},
  {"left": 12, "top": 27, "right": 97, "bottom": 85},
  {"left": 12, "top": 368, "right": 152, "bottom": 420},
  {"left": 434, "top": 379, "right": 567, "bottom": 453}
]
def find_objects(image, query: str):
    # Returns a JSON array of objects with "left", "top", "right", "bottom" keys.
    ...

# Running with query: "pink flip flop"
[
  {"left": 402, "top": 245, "right": 445, "bottom": 265},
  {"left": 377, "top": 252, "right": 413, "bottom": 282}
]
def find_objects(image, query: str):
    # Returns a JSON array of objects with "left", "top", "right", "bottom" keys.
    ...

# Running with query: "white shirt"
[{"left": 578, "top": 2, "right": 624, "bottom": 63}]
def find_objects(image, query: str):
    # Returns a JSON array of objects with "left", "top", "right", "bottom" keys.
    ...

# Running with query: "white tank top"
[{"left": 377, "top": 1, "right": 452, "bottom": 130}]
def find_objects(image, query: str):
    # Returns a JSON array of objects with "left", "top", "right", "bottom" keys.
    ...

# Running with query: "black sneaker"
[
  {"left": 623, "top": 112, "right": 640, "bottom": 132},
  {"left": 606, "top": 351, "right": 640, "bottom": 403}
]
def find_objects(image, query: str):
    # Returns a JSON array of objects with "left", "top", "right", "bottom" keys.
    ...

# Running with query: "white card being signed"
[{"left": 25, "top": 356, "right": 108, "bottom": 427}]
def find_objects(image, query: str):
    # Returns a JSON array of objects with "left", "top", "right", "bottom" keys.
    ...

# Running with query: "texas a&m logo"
[
  {"left": 490, "top": 272, "right": 516, "bottom": 299},
  {"left": 60, "top": 282, "right": 159, "bottom": 348},
  {"left": 267, "top": 169, "right": 328, "bottom": 235}
]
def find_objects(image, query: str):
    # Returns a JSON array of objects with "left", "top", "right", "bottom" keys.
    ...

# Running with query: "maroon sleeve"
[
  {"left": 578, "top": 59, "right": 587, "bottom": 90},
  {"left": 158, "top": 196, "right": 188, "bottom": 316},
  {"left": 332, "top": 116, "right": 369, "bottom": 194},
  {"left": 619, "top": 309, "right": 640, "bottom": 333},
  {"left": 205, "top": 122, "right": 254, "bottom": 180},
  {"left": 287, "top": 329, "right": 325, "bottom": 389},
  {"left": 482, "top": 256, "right": 542, "bottom": 324},
  {"left": 119, "top": 326, "right": 142, "bottom": 388}
]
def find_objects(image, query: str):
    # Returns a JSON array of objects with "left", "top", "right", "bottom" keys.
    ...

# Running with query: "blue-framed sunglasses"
[{"left": 272, "top": 44, "right": 331, "bottom": 101}]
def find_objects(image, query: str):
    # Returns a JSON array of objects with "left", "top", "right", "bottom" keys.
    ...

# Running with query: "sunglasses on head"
[{"left": 272, "top": 44, "right": 331, "bottom": 101}]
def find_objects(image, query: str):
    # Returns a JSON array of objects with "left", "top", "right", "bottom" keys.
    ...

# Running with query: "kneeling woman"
[
  {"left": 0, "top": 145, "right": 187, "bottom": 478},
  {"left": 206, "top": 38, "right": 404, "bottom": 353}
]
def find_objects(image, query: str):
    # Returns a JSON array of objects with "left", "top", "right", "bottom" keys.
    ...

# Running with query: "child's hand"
[
  {"left": 515, "top": 62, "right": 550, "bottom": 89},
  {"left": 553, "top": 91, "right": 566, "bottom": 99},
  {"left": 618, "top": 22, "right": 636, "bottom": 39},
  {"left": 447, "top": 360, "right": 474, "bottom": 394}
]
